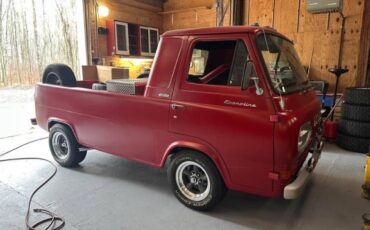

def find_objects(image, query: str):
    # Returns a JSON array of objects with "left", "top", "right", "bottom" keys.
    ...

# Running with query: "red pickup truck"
[{"left": 35, "top": 26, "right": 324, "bottom": 210}]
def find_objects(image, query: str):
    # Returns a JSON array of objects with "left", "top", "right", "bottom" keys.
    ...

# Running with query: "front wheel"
[{"left": 168, "top": 151, "right": 226, "bottom": 211}]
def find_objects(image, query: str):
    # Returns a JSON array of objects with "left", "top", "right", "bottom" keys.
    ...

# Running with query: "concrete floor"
[
  {"left": 0, "top": 87, "right": 369, "bottom": 229},
  {"left": 0, "top": 130, "right": 369, "bottom": 230}
]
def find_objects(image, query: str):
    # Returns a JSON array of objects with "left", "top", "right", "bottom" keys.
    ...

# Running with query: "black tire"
[
  {"left": 336, "top": 132, "right": 370, "bottom": 154},
  {"left": 341, "top": 103, "right": 370, "bottom": 122},
  {"left": 92, "top": 83, "right": 107, "bottom": 90},
  {"left": 168, "top": 150, "right": 226, "bottom": 211},
  {"left": 49, "top": 124, "right": 87, "bottom": 167},
  {"left": 339, "top": 119, "right": 370, "bottom": 138},
  {"left": 137, "top": 73, "right": 149, "bottom": 79},
  {"left": 344, "top": 87, "right": 370, "bottom": 105},
  {"left": 42, "top": 64, "right": 77, "bottom": 87}
]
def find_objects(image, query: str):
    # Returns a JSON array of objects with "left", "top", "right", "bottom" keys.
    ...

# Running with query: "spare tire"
[
  {"left": 338, "top": 119, "right": 370, "bottom": 138},
  {"left": 337, "top": 132, "right": 370, "bottom": 153},
  {"left": 42, "top": 64, "right": 77, "bottom": 87},
  {"left": 341, "top": 103, "right": 370, "bottom": 122},
  {"left": 344, "top": 87, "right": 370, "bottom": 105}
]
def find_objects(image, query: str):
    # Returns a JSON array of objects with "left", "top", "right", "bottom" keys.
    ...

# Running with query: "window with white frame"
[
  {"left": 115, "top": 21, "right": 129, "bottom": 55},
  {"left": 140, "top": 26, "right": 159, "bottom": 56}
]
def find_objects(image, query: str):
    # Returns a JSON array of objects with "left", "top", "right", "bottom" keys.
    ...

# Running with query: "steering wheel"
[{"left": 279, "top": 66, "right": 291, "bottom": 73}]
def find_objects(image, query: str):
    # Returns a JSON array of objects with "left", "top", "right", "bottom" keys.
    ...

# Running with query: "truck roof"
[{"left": 162, "top": 26, "right": 279, "bottom": 37}]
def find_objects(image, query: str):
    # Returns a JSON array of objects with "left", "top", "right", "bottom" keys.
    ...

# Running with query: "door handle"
[{"left": 171, "top": 103, "right": 185, "bottom": 110}]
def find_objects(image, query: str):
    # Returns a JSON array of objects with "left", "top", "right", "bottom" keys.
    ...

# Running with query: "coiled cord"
[{"left": 0, "top": 137, "right": 65, "bottom": 230}]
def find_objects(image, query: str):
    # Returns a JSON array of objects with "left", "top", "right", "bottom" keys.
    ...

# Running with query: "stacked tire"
[{"left": 337, "top": 87, "right": 370, "bottom": 153}]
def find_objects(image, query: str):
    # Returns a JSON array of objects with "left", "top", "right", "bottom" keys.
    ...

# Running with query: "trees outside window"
[{"left": 0, "top": 0, "right": 80, "bottom": 87}]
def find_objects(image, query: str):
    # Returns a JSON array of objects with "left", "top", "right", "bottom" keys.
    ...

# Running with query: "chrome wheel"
[
  {"left": 175, "top": 161, "right": 210, "bottom": 202},
  {"left": 51, "top": 132, "right": 69, "bottom": 160}
]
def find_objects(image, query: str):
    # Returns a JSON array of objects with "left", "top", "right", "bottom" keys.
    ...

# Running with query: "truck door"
[{"left": 169, "top": 35, "right": 275, "bottom": 192}]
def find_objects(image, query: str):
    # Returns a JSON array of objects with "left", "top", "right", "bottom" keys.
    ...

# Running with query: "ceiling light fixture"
[{"left": 98, "top": 5, "right": 109, "bottom": 17}]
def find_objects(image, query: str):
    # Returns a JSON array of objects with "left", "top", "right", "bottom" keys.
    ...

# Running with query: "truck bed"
[{"left": 35, "top": 82, "right": 170, "bottom": 166}]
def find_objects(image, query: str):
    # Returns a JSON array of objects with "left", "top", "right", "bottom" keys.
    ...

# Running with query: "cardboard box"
[
  {"left": 82, "top": 65, "right": 98, "bottom": 81},
  {"left": 82, "top": 65, "right": 129, "bottom": 82}
]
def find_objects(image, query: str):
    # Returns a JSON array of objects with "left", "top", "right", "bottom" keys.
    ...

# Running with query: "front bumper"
[{"left": 284, "top": 138, "right": 324, "bottom": 199}]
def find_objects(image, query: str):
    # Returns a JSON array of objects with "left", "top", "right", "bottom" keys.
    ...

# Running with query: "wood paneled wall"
[
  {"left": 162, "top": 0, "right": 369, "bottom": 92},
  {"left": 89, "top": 0, "right": 162, "bottom": 58},
  {"left": 247, "top": 0, "right": 366, "bottom": 93},
  {"left": 162, "top": 0, "right": 230, "bottom": 31}
]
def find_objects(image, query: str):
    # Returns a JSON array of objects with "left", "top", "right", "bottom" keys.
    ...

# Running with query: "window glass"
[
  {"left": 140, "top": 28, "right": 149, "bottom": 53},
  {"left": 149, "top": 29, "right": 158, "bottom": 53},
  {"left": 256, "top": 34, "right": 310, "bottom": 94},
  {"left": 229, "top": 41, "right": 248, "bottom": 86},
  {"left": 128, "top": 24, "right": 139, "bottom": 55},
  {"left": 116, "top": 24, "right": 127, "bottom": 51},
  {"left": 187, "top": 40, "right": 249, "bottom": 87}
]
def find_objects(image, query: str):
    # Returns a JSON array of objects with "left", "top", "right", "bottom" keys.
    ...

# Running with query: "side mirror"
[
  {"left": 250, "top": 76, "right": 264, "bottom": 96},
  {"left": 241, "top": 60, "right": 264, "bottom": 96}
]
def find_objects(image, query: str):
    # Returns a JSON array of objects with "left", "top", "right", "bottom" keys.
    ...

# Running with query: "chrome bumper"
[{"left": 284, "top": 139, "right": 324, "bottom": 199}]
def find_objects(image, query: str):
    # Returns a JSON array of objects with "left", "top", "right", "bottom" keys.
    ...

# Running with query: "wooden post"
[{"left": 357, "top": 0, "right": 370, "bottom": 87}]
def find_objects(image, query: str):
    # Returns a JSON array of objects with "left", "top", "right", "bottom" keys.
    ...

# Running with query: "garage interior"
[{"left": 1, "top": 0, "right": 370, "bottom": 229}]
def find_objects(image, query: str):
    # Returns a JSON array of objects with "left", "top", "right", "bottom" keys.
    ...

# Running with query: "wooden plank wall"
[
  {"left": 162, "top": 0, "right": 367, "bottom": 92},
  {"left": 162, "top": 0, "right": 230, "bottom": 31},
  {"left": 255, "top": 0, "right": 365, "bottom": 93},
  {"left": 90, "top": 0, "right": 163, "bottom": 58}
]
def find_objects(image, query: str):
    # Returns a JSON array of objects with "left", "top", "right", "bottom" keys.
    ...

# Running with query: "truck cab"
[{"left": 35, "top": 26, "right": 323, "bottom": 210}]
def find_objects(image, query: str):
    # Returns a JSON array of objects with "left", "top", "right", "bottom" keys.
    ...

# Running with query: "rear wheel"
[
  {"left": 168, "top": 150, "right": 226, "bottom": 211},
  {"left": 49, "top": 124, "right": 87, "bottom": 167}
]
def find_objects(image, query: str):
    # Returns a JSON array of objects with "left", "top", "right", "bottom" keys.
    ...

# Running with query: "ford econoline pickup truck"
[{"left": 35, "top": 26, "right": 324, "bottom": 210}]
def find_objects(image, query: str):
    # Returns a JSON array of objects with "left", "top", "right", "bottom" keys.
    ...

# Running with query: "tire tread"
[
  {"left": 344, "top": 87, "right": 370, "bottom": 105},
  {"left": 336, "top": 132, "right": 370, "bottom": 153}
]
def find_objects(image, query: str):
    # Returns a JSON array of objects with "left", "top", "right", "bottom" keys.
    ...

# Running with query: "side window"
[
  {"left": 187, "top": 40, "right": 250, "bottom": 87},
  {"left": 229, "top": 41, "right": 248, "bottom": 86}
]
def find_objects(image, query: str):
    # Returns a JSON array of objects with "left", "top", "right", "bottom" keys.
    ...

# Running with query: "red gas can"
[{"left": 323, "top": 120, "right": 338, "bottom": 139}]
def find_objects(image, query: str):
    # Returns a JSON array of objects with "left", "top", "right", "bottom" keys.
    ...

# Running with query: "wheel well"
[
  {"left": 166, "top": 147, "right": 225, "bottom": 182},
  {"left": 167, "top": 147, "right": 214, "bottom": 164},
  {"left": 48, "top": 120, "right": 85, "bottom": 148},
  {"left": 48, "top": 120, "right": 58, "bottom": 130},
  {"left": 48, "top": 120, "right": 74, "bottom": 135}
]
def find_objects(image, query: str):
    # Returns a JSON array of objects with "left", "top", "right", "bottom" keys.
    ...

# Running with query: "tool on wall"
[
  {"left": 216, "top": 0, "right": 230, "bottom": 26},
  {"left": 216, "top": 0, "right": 224, "bottom": 26}
]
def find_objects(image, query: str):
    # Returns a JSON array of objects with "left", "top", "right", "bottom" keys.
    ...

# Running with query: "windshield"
[{"left": 256, "top": 33, "right": 310, "bottom": 94}]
